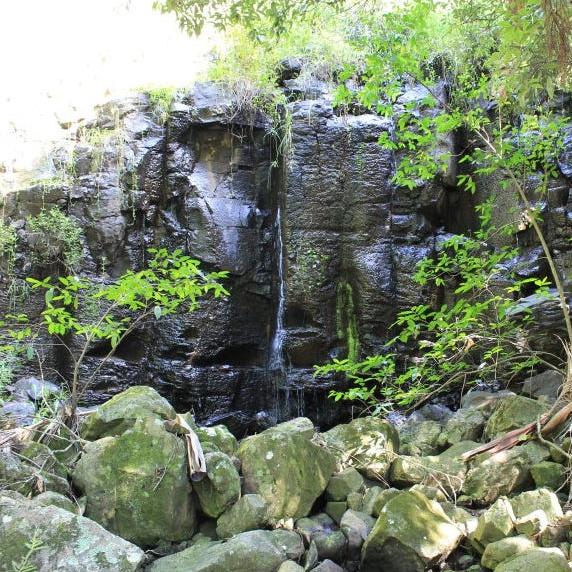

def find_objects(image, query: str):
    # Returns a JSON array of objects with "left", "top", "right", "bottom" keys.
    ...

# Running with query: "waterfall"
[{"left": 269, "top": 206, "right": 286, "bottom": 375}]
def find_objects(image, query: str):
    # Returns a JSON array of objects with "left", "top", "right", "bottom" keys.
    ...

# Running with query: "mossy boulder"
[
  {"left": 148, "top": 529, "right": 304, "bottom": 572},
  {"left": 326, "top": 467, "right": 365, "bottom": 501},
  {"left": 193, "top": 451, "right": 240, "bottom": 518},
  {"left": 470, "top": 498, "right": 515, "bottom": 552},
  {"left": 81, "top": 385, "right": 175, "bottom": 440},
  {"left": 0, "top": 449, "right": 69, "bottom": 497},
  {"left": 31, "top": 491, "right": 77, "bottom": 513},
  {"left": 495, "top": 547, "right": 570, "bottom": 571},
  {"left": 238, "top": 426, "right": 336, "bottom": 522},
  {"left": 195, "top": 424, "right": 239, "bottom": 456},
  {"left": 216, "top": 494, "right": 269, "bottom": 539},
  {"left": 484, "top": 396, "right": 548, "bottom": 440},
  {"left": 0, "top": 492, "right": 145, "bottom": 571},
  {"left": 267, "top": 417, "right": 316, "bottom": 439},
  {"left": 530, "top": 461, "right": 567, "bottom": 491},
  {"left": 389, "top": 441, "right": 477, "bottom": 494},
  {"left": 399, "top": 419, "right": 443, "bottom": 456},
  {"left": 72, "top": 417, "right": 196, "bottom": 547},
  {"left": 322, "top": 416, "right": 399, "bottom": 480},
  {"left": 481, "top": 535, "right": 536, "bottom": 569},
  {"left": 510, "top": 488, "right": 563, "bottom": 523},
  {"left": 361, "top": 491, "right": 463, "bottom": 572},
  {"left": 462, "top": 442, "right": 550, "bottom": 505},
  {"left": 438, "top": 408, "right": 485, "bottom": 446}
]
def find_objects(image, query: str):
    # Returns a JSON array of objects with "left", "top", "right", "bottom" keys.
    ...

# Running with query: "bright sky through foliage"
[{"left": 0, "top": 0, "right": 214, "bottom": 185}]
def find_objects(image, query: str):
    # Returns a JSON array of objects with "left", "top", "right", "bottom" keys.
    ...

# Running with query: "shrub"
[{"left": 27, "top": 209, "right": 84, "bottom": 273}]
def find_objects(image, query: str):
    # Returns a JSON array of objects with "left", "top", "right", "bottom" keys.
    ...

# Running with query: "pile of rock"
[{"left": 1, "top": 384, "right": 571, "bottom": 571}]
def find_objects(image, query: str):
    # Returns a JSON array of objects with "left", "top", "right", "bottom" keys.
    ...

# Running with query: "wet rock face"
[{"left": 7, "top": 80, "right": 559, "bottom": 434}]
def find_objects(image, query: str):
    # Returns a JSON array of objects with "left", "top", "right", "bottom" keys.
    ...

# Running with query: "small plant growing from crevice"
[
  {"left": 141, "top": 86, "right": 178, "bottom": 124},
  {"left": 1, "top": 248, "right": 228, "bottom": 422},
  {"left": 26, "top": 208, "right": 84, "bottom": 273},
  {"left": 0, "top": 218, "right": 17, "bottom": 276}
]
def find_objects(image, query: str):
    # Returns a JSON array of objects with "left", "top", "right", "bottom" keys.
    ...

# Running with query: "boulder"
[
  {"left": 312, "top": 561, "right": 345, "bottom": 572},
  {"left": 470, "top": 498, "right": 515, "bottom": 552},
  {"left": 8, "top": 376, "right": 61, "bottom": 401},
  {"left": 438, "top": 408, "right": 485, "bottom": 446},
  {"left": 73, "top": 417, "right": 196, "bottom": 547},
  {"left": 462, "top": 442, "right": 551, "bottom": 504},
  {"left": 389, "top": 441, "right": 477, "bottom": 494},
  {"left": 195, "top": 424, "right": 239, "bottom": 456},
  {"left": 399, "top": 419, "right": 442, "bottom": 456},
  {"left": 340, "top": 509, "right": 375, "bottom": 560},
  {"left": 461, "top": 390, "right": 516, "bottom": 415},
  {"left": 495, "top": 547, "right": 570, "bottom": 571},
  {"left": 510, "top": 489, "right": 563, "bottom": 523},
  {"left": 530, "top": 461, "right": 567, "bottom": 491},
  {"left": 148, "top": 529, "right": 304, "bottom": 572},
  {"left": 326, "top": 467, "right": 365, "bottom": 501},
  {"left": 216, "top": 494, "right": 269, "bottom": 539},
  {"left": 522, "top": 370, "right": 563, "bottom": 401},
  {"left": 515, "top": 509, "right": 549, "bottom": 536},
  {"left": 361, "top": 491, "right": 463, "bottom": 572},
  {"left": 484, "top": 396, "right": 548, "bottom": 440},
  {"left": 238, "top": 425, "right": 336, "bottom": 522},
  {"left": 31, "top": 491, "right": 77, "bottom": 513},
  {"left": 193, "top": 451, "right": 240, "bottom": 518},
  {"left": 481, "top": 535, "right": 536, "bottom": 570},
  {"left": 0, "top": 449, "right": 69, "bottom": 497},
  {"left": 321, "top": 416, "right": 399, "bottom": 480},
  {"left": 0, "top": 400, "right": 36, "bottom": 429},
  {"left": 0, "top": 492, "right": 145, "bottom": 571},
  {"left": 81, "top": 385, "right": 175, "bottom": 440},
  {"left": 325, "top": 501, "right": 347, "bottom": 524},
  {"left": 268, "top": 417, "right": 316, "bottom": 439},
  {"left": 277, "top": 562, "right": 305, "bottom": 572},
  {"left": 295, "top": 513, "right": 346, "bottom": 562}
]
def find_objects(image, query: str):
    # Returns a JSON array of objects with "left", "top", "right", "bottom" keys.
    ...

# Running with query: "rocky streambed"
[{"left": 1, "top": 381, "right": 572, "bottom": 571}]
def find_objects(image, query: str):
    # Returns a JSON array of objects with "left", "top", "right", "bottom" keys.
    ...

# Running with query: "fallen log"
[{"left": 461, "top": 401, "right": 572, "bottom": 461}]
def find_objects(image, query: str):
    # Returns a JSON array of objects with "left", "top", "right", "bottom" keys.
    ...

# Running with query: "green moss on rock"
[
  {"left": 238, "top": 427, "right": 336, "bottom": 523},
  {"left": 322, "top": 416, "right": 399, "bottom": 480},
  {"left": 361, "top": 490, "right": 463, "bottom": 572},
  {"left": 81, "top": 385, "right": 176, "bottom": 441},
  {"left": 72, "top": 417, "right": 196, "bottom": 547},
  {"left": 193, "top": 451, "right": 240, "bottom": 518},
  {"left": 0, "top": 493, "right": 145, "bottom": 571}
]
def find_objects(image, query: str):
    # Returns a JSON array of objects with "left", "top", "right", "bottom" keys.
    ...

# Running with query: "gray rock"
[
  {"left": 463, "top": 442, "right": 551, "bottom": 504},
  {"left": 0, "top": 493, "right": 145, "bottom": 571},
  {"left": 239, "top": 425, "right": 336, "bottom": 522},
  {"left": 148, "top": 530, "right": 304, "bottom": 572},
  {"left": 361, "top": 491, "right": 463, "bottom": 572},
  {"left": 0, "top": 400, "right": 36, "bottom": 428},
  {"left": 312, "top": 560, "right": 345, "bottom": 572},
  {"left": 481, "top": 535, "right": 536, "bottom": 570},
  {"left": 73, "top": 417, "right": 196, "bottom": 547},
  {"left": 470, "top": 498, "right": 516, "bottom": 552},
  {"left": 484, "top": 395, "right": 548, "bottom": 440},
  {"left": 495, "top": 547, "right": 569, "bottom": 571},
  {"left": 340, "top": 509, "right": 375, "bottom": 560},
  {"left": 193, "top": 451, "right": 240, "bottom": 518},
  {"left": 8, "top": 376, "right": 60, "bottom": 401},
  {"left": 216, "top": 494, "right": 269, "bottom": 539},
  {"left": 321, "top": 417, "right": 399, "bottom": 480},
  {"left": 399, "top": 419, "right": 442, "bottom": 456},
  {"left": 439, "top": 408, "right": 485, "bottom": 446},
  {"left": 80, "top": 385, "right": 176, "bottom": 440},
  {"left": 326, "top": 467, "right": 365, "bottom": 501},
  {"left": 522, "top": 370, "right": 563, "bottom": 401}
]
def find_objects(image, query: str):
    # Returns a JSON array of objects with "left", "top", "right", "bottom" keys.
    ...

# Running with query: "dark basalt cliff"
[{"left": 3, "top": 78, "right": 572, "bottom": 434}]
